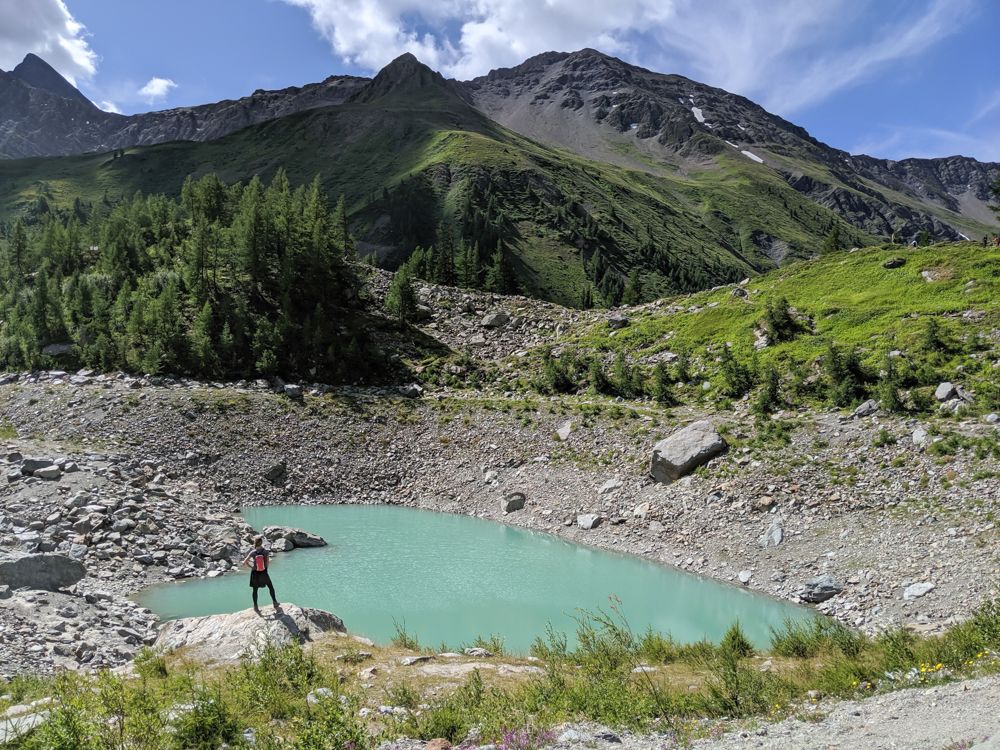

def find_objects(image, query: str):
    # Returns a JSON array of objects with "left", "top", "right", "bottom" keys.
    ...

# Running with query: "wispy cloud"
[
  {"left": 280, "top": 0, "right": 975, "bottom": 115},
  {"left": 851, "top": 124, "right": 1000, "bottom": 162},
  {"left": 0, "top": 0, "right": 96, "bottom": 84},
  {"left": 970, "top": 87, "right": 1000, "bottom": 124},
  {"left": 641, "top": 0, "right": 976, "bottom": 114},
  {"left": 138, "top": 77, "right": 177, "bottom": 104}
]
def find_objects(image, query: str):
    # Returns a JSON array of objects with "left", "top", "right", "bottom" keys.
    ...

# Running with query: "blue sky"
[{"left": 2, "top": 0, "right": 998, "bottom": 163}]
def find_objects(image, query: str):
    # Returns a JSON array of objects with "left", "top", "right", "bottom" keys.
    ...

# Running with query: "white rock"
[{"left": 903, "top": 582, "right": 935, "bottom": 600}]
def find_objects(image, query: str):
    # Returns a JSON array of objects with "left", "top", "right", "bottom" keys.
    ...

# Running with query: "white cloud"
[
  {"left": 0, "top": 0, "right": 96, "bottom": 85},
  {"left": 281, "top": 0, "right": 684, "bottom": 79},
  {"left": 280, "top": 0, "right": 975, "bottom": 117},
  {"left": 138, "top": 77, "right": 178, "bottom": 104},
  {"left": 99, "top": 100, "right": 122, "bottom": 114}
]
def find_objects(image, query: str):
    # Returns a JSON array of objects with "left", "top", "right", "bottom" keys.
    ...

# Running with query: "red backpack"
[{"left": 253, "top": 551, "right": 266, "bottom": 571}]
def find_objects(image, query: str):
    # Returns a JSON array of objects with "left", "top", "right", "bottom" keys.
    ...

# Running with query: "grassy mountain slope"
[
  {"left": 515, "top": 240, "right": 1000, "bottom": 418},
  {"left": 466, "top": 49, "right": 1000, "bottom": 246},
  {"left": 0, "top": 56, "right": 886, "bottom": 305}
]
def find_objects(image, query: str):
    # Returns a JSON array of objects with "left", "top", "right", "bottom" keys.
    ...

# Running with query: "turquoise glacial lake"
[{"left": 134, "top": 505, "right": 815, "bottom": 651}]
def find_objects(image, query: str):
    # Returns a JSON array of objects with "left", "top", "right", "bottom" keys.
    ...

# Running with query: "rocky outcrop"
[
  {"left": 0, "top": 553, "right": 85, "bottom": 591},
  {"left": 650, "top": 421, "right": 726, "bottom": 484},
  {"left": 153, "top": 604, "right": 345, "bottom": 663}
]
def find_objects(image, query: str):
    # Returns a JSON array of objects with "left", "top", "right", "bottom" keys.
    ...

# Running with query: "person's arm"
[
  {"left": 263, "top": 551, "right": 269, "bottom": 570},
  {"left": 242, "top": 551, "right": 253, "bottom": 568}
]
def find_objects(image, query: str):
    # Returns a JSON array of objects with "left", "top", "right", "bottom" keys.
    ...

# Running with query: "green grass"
[
  {"left": 571, "top": 241, "right": 1000, "bottom": 377},
  {"left": 8, "top": 594, "right": 1000, "bottom": 748}
]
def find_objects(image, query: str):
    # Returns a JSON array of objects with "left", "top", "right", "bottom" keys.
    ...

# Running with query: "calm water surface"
[{"left": 134, "top": 505, "right": 815, "bottom": 651}]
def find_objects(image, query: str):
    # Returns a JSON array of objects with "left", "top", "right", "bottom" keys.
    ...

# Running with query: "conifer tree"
[
  {"left": 10, "top": 219, "right": 27, "bottom": 277},
  {"left": 484, "top": 241, "right": 517, "bottom": 295},
  {"left": 622, "top": 268, "right": 643, "bottom": 306},
  {"left": 385, "top": 266, "right": 418, "bottom": 327},
  {"left": 332, "top": 195, "right": 358, "bottom": 261},
  {"left": 433, "top": 222, "right": 457, "bottom": 286},
  {"left": 650, "top": 361, "right": 676, "bottom": 405},
  {"left": 821, "top": 224, "right": 841, "bottom": 255}
]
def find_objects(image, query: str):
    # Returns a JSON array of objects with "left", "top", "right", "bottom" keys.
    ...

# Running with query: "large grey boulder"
[
  {"left": 262, "top": 526, "right": 327, "bottom": 548},
  {"left": 481, "top": 312, "right": 509, "bottom": 328},
  {"left": 33, "top": 466, "right": 61, "bottom": 480},
  {"left": 852, "top": 399, "right": 879, "bottom": 418},
  {"left": 935, "top": 382, "right": 957, "bottom": 402},
  {"left": 577, "top": 513, "right": 601, "bottom": 530},
  {"left": 0, "top": 553, "right": 86, "bottom": 591},
  {"left": 399, "top": 383, "right": 424, "bottom": 399},
  {"left": 154, "top": 604, "right": 345, "bottom": 663},
  {"left": 607, "top": 315, "right": 630, "bottom": 330},
  {"left": 502, "top": 492, "right": 526, "bottom": 513},
  {"left": 801, "top": 574, "right": 843, "bottom": 603},
  {"left": 650, "top": 421, "right": 726, "bottom": 484},
  {"left": 20, "top": 457, "right": 54, "bottom": 476},
  {"left": 265, "top": 462, "right": 287, "bottom": 483}
]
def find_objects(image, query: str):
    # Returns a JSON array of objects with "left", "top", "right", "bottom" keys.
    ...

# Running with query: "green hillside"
[
  {"left": 0, "top": 58, "right": 883, "bottom": 306},
  {"left": 515, "top": 241, "right": 1000, "bottom": 419}
]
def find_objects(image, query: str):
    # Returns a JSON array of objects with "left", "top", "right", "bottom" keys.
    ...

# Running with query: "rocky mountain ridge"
[
  {"left": 2, "top": 50, "right": 998, "bottom": 295},
  {"left": 0, "top": 53, "right": 367, "bottom": 160},
  {"left": 463, "top": 49, "right": 999, "bottom": 241}
]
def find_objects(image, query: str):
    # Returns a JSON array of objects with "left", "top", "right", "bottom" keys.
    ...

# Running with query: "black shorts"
[{"left": 249, "top": 570, "right": 273, "bottom": 589}]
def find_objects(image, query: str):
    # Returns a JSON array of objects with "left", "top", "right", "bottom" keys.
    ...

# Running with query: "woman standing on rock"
[{"left": 243, "top": 536, "right": 280, "bottom": 614}]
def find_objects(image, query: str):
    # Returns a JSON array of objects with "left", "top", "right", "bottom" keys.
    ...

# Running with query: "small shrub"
[
  {"left": 873, "top": 428, "right": 898, "bottom": 448},
  {"left": 412, "top": 702, "right": 469, "bottom": 743},
  {"left": 391, "top": 617, "right": 421, "bottom": 651},
  {"left": 171, "top": 685, "right": 242, "bottom": 750},
  {"left": 134, "top": 647, "right": 168, "bottom": 679},
  {"left": 468, "top": 633, "right": 506, "bottom": 656},
  {"left": 290, "top": 692, "right": 370, "bottom": 750},
  {"left": 720, "top": 621, "right": 755, "bottom": 659},
  {"left": 338, "top": 646, "right": 371, "bottom": 665},
  {"left": 386, "top": 682, "right": 421, "bottom": 710}
]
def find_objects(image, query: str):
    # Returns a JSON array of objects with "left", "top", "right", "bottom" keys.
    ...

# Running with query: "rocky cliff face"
[
  {"left": 0, "top": 54, "right": 369, "bottom": 160},
  {"left": 464, "top": 49, "right": 999, "bottom": 241}
]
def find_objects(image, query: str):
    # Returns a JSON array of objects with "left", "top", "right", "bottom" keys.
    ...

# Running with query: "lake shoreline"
[
  {"left": 134, "top": 503, "right": 818, "bottom": 650},
  {"left": 1, "top": 372, "right": 997, "bottom": 673}
]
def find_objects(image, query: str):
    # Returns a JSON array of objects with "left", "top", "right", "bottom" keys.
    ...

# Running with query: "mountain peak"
[
  {"left": 11, "top": 53, "right": 96, "bottom": 109},
  {"left": 349, "top": 53, "right": 469, "bottom": 105}
]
